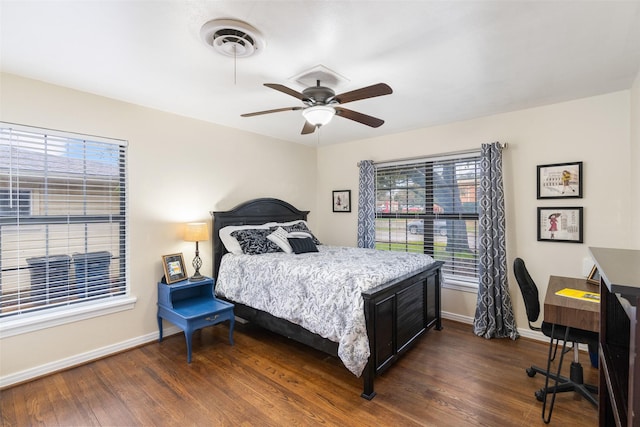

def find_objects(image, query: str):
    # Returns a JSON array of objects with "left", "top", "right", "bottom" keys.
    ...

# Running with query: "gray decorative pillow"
[{"left": 231, "top": 228, "right": 281, "bottom": 255}]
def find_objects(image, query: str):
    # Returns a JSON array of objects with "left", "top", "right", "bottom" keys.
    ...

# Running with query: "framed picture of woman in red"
[{"left": 537, "top": 207, "right": 583, "bottom": 243}]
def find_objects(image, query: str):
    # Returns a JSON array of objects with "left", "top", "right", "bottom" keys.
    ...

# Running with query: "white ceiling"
[{"left": 2, "top": 1, "right": 640, "bottom": 146}]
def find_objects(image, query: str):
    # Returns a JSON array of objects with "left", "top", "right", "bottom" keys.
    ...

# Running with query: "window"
[
  {"left": 0, "top": 123, "right": 132, "bottom": 333},
  {"left": 375, "top": 153, "right": 480, "bottom": 290}
]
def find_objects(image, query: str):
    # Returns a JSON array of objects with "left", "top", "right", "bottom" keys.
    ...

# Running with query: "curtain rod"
[{"left": 357, "top": 142, "right": 507, "bottom": 167}]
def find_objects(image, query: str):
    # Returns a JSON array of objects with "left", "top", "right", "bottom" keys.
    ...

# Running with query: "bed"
[{"left": 211, "top": 198, "right": 443, "bottom": 399}]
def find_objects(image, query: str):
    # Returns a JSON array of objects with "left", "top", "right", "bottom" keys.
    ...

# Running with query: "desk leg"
[{"left": 541, "top": 325, "right": 570, "bottom": 423}]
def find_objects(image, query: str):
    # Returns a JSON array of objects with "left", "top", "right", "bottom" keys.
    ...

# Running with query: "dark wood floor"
[{"left": 1, "top": 319, "right": 598, "bottom": 426}]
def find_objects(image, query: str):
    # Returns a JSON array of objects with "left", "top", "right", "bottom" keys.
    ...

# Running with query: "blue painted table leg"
[
  {"left": 185, "top": 329, "right": 193, "bottom": 363},
  {"left": 228, "top": 316, "right": 235, "bottom": 345},
  {"left": 157, "top": 316, "right": 163, "bottom": 342}
]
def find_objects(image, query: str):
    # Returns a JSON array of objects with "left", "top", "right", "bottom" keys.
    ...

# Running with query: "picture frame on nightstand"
[{"left": 161, "top": 253, "right": 188, "bottom": 284}]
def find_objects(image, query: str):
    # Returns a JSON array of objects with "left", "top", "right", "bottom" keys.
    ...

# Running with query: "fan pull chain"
[{"left": 233, "top": 45, "right": 237, "bottom": 85}]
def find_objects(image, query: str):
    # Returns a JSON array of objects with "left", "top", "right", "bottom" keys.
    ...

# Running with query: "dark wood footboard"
[
  {"left": 361, "top": 260, "right": 443, "bottom": 399},
  {"left": 211, "top": 198, "right": 444, "bottom": 399}
]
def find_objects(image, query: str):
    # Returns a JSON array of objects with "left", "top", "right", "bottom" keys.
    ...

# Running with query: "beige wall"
[
  {"left": 0, "top": 73, "right": 317, "bottom": 380},
  {"left": 316, "top": 91, "right": 634, "bottom": 328},
  {"left": 1, "top": 71, "right": 637, "bottom": 384}
]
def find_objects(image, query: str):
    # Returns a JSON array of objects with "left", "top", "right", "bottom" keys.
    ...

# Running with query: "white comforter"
[{"left": 215, "top": 245, "right": 435, "bottom": 377}]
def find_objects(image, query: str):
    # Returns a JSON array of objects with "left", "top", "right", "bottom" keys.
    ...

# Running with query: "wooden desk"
[
  {"left": 536, "top": 275, "right": 600, "bottom": 421},
  {"left": 544, "top": 275, "right": 600, "bottom": 333}
]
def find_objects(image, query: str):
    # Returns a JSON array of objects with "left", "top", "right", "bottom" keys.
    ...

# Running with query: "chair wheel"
[
  {"left": 526, "top": 367, "right": 536, "bottom": 377},
  {"left": 535, "top": 389, "right": 545, "bottom": 402}
]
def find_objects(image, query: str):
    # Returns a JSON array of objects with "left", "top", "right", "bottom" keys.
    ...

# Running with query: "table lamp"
[{"left": 184, "top": 222, "right": 209, "bottom": 280}]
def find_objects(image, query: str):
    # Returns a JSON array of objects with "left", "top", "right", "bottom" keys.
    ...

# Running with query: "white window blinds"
[
  {"left": 0, "top": 123, "right": 128, "bottom": 318},
  {"left": 375, "top": 153, "right": 480, "bottom": 284}
]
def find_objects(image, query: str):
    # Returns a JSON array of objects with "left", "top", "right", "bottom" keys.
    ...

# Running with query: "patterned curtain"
[
  {"left": 357, "top": 160, "right": 376, "bottom": 248},
  {"left": 473, "top": 142, "right": 519, "bottom": 339}
]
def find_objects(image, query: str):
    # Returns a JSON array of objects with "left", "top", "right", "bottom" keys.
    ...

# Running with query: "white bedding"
[{"left": 215, "top": 245, "right": 435, "bottom": 377}]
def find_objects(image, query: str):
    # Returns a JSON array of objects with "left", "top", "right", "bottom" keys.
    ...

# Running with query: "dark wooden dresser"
[{"left": 590, "top": 247, "right": 640, "bottom": 427}]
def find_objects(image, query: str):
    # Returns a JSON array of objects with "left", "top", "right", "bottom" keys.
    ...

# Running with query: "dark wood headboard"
[{"left": 210, "top": 198, "right": 309, "bottom": 278}]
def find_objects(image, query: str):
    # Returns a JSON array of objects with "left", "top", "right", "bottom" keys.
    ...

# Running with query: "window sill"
[
  {"left": 442, "top": 276, "right": 479, "bottom": 294},
  {"left": 0, "top": 295, "right": 137, "bottom": 338}
]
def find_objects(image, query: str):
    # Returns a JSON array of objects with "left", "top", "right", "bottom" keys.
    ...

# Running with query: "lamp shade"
[
  {"left": 302, "top": 105, "right": 335, "bottom": 126},
  {"left": 184, "top": 222, "right": 209, "bottom": 242}
]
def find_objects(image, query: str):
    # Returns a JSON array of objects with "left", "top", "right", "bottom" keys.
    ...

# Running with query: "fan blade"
[
  {"left": 301, "top": 121, "right": 316, "bottom": 134},
  {"left": 241, "top": 106, "right": 302, "bottom": 117},
  {"left": 333, "top": 83, "right": 392, "bottom": 104},
  {"left": 264, "top": 83, "right": 305, "bottom": 100},
  {"left": 335, "top": 107, "right": 384, "bottom": 128}
]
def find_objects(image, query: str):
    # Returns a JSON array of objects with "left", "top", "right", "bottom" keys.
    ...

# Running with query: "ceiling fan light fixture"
[{"left": 302, "top": 105, "right": 335, "bottom": 126}]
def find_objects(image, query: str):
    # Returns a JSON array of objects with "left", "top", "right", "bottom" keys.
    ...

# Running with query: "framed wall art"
[
  {"left": 332, "top": 190, "right": 351, "bottom": 212},
  {"left": 537, "top": 207, "right": 583, "bottom": 243},
  {"left": 537, "top": 161, "right": 583, "bottom": 199},
  {"left": 161, "top": 253, "right": 188, "bottom": 284}
]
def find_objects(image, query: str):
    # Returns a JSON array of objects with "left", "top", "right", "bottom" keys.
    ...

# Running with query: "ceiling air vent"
[{"left": 200, "top": 19, "right": 265, "bottom": 58}]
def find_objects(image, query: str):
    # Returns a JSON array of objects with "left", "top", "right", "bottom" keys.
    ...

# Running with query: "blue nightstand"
[{"left": 157, "top": 277, "right": 234, "bottom": 363}]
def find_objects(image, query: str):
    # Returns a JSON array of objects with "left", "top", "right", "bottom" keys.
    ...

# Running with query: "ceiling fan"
[{"left": 241, "top": 81, "right": 393, "bottom": 134}]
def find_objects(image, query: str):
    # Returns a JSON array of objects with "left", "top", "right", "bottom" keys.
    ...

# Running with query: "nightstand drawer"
[
  {"left": 171, "top": 297, "right": 233, "bottom": 318},
  {"left": 190, "top": 308, "right": 233, "bottom": 330}
]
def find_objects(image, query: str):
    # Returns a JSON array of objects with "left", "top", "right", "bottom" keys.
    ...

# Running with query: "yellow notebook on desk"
[{"left": 555, "top": 288, "right": 600, "bottom": 302}]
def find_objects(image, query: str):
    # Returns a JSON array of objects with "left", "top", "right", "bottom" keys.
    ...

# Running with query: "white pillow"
[
  {"left": 267, "top": 227, "right": 293, "bottom": 254},
  {"left": 219, "top": 224, "right": 271, "bottom": 255}
]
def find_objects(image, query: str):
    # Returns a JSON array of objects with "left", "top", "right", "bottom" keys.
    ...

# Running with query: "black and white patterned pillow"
[
  {"left": 231, "top": 228, "right": 281, "bottom": 255},
  {"left": 281, "top": 222, "right": 321, "bottom": 245}
]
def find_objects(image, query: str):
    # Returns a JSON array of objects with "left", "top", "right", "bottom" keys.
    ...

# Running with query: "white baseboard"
[
  {"left": 442, "top": 310, "right": 548, "bottom": 343},
  {"left": 0, "top": 326, "right": 181, "bottom": 389},
  {"left": 441, "top": 311, "right": 591, "bottom": 352}
]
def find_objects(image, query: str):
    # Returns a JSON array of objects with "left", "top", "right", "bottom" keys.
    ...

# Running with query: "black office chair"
[{"left": 513, "top": 257, "right": 598, "bottom": 424}]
